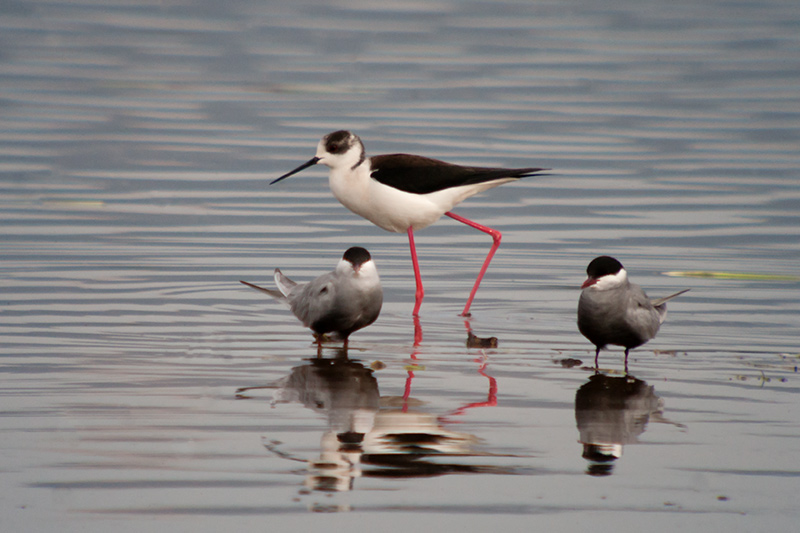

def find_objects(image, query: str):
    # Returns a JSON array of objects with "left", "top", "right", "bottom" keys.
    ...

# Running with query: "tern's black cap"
[
  {"left": 343, "top": 246, "right": 372, "bottom": 267},
  {"left": 586, "top": 256, "right": 623, "bottom": 278}
]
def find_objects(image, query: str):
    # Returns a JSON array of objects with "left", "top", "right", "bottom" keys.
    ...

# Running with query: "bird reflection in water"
[
  {"left": 239, "top": 318, "right": 511, "bottom": 493},
  {"left": 362, "top": 317, "right": 499, "bottom": 477},
  {"left": 574, "top": 372, "right": 685, "bottom": 476},
  {"left": 239, "top": 346, "right": 378, "bottom": 492}
]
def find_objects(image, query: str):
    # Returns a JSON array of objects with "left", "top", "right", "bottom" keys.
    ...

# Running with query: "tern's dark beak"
[{"left": 271, "top": 157, "right": 321, "bottom": 185}]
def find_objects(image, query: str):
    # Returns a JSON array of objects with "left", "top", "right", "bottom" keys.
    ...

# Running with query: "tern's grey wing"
[
  {"left": 274, "top": 268, "right": 298, "bottom": 298},
  {"left": 287, "top": 272, "right": 339, "bottom": 333},
  {"left": 624, "top": 284, "right": 662, "bottom": 344}
]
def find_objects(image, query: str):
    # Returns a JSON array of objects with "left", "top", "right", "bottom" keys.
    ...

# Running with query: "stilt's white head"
[{"left": 272, "top": 130, "right": 365, "bottom": 185}]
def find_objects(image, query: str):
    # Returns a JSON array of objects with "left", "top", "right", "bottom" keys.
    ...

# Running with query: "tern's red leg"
[
  {"left": 407, "top": 227, "right": 424, "bottom": 316},
  {"left": 445, "top": 211, "right": 502, "bottom": 317}
]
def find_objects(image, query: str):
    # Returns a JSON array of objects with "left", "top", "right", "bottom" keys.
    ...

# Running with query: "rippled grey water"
[{"left": 2, "top": 0, "right": 799, "bottom": 530}]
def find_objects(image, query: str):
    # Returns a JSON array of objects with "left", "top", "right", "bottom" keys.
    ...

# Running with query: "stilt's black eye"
[
  {"left": 327, "top": 140, "right": 348, "bottom": 154},
  {"left": 319, "top": 286, "right": 328, "bottom": 295}
]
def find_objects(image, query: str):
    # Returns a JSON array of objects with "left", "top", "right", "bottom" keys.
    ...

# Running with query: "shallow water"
[{"left": 1, "top": 0, "right": 799, "bottom": 530}]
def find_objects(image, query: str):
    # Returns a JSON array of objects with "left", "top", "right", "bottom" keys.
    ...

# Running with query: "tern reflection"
[
  {"left": 575, "top": 372, "right": 677, "bottom": 476},
  {"left": 243, "top": 320, "right": 509, "bottom": 492},
  {"left": 240, "top": 347, "right": 379, "bottom": 492}
]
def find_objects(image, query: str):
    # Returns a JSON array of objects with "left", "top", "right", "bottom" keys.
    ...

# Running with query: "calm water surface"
[{"left": 1, "top": 0, "right": 799, "bottom": 530}]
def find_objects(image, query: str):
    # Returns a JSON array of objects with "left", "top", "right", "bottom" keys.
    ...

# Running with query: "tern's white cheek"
[
  {"left": 593, "top": 268, "right": 627, "bottom": 291},
  {"left": 357, "top": 262, "right": 380, "bottom": 284}
]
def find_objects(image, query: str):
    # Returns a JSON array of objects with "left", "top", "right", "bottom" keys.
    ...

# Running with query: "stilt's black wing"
[{"left": 370, "top": 154, "right": 546, "bottom": 195}]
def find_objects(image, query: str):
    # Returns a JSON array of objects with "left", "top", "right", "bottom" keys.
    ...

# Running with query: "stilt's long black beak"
[{"left": 271, "top": 157, "right": 321, "bottom": 185}]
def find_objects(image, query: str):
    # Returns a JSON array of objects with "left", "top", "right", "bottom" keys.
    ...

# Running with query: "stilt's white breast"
[{"left": 328, "top": 162, "right": 444, "bottom": 233}]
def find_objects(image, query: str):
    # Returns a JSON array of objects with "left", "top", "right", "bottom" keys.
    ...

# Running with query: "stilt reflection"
[{"left": 365, "top": 317, "right": 500, "bottom": 476}]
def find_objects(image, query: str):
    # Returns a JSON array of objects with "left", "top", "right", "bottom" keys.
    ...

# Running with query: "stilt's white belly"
[{"left": 329, "top": 169, "right": 513, "bottom": 233}]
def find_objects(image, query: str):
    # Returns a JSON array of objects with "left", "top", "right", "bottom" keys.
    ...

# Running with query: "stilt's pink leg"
[
  {"left": 404, "top": 316, "right": 422, "bottom": 413},
  {"left": 413, "top": 314, "right": 423, "bottom": 347},
  {"left": 445, "top": 211, "right": 502, "bottom": 317},
  {"left": 407, "top": 227, "right": 424, "bottom": 316}
]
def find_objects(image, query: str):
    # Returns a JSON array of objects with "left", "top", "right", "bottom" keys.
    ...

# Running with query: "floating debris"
[
  {"left": 467, "top": 332, "right": 499, "bottom": 349},
  {"left": 664, "top": 271, "right": 800, "bottom": 281}
]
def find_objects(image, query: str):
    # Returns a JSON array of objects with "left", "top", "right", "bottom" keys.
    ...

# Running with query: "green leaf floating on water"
[{"left": 664, "top": 271, "right": 800, "bottom": 281}]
